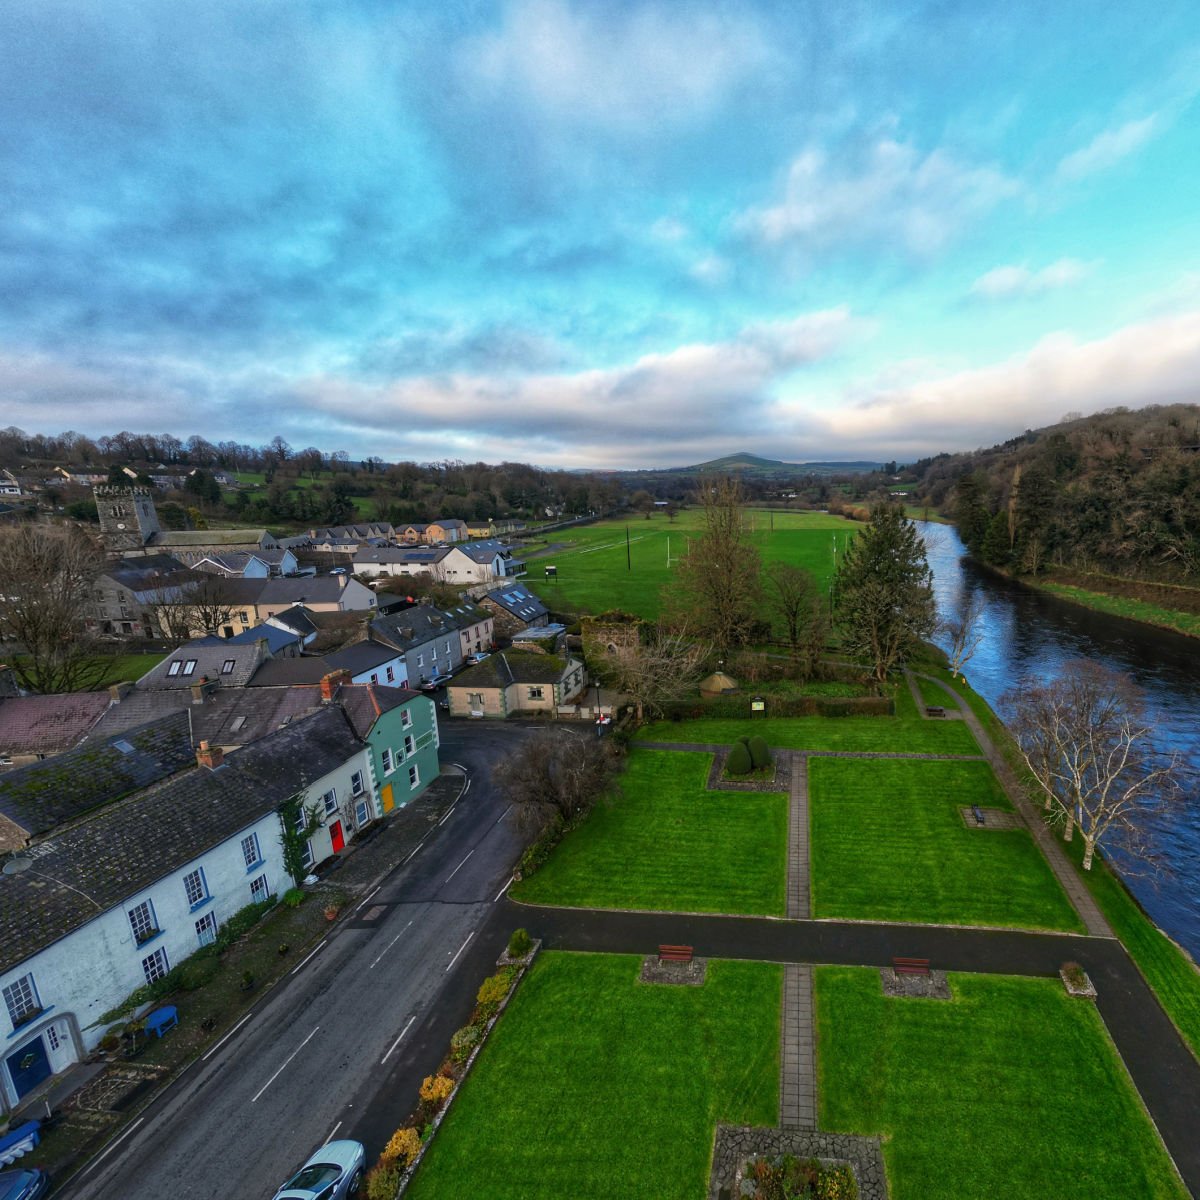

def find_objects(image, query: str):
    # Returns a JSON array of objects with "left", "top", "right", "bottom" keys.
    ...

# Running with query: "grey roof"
[
  {"left": 192, "top": 552, "right": 270, "bottom": 575},
  {"left": 353, "top": 547, "right": 412, "bottom": 565},
  {"left": 450, "top": 651, "right": 573, "bottom": 688},
  {"left": 457, "top": 539, "right": 509, "bottom": 563},
  {"left": 101, "top": 554, "right": 190, "bottom": 588},
  {"left": 441, "top": 602, "right": 492, "bottom": 632},
  {"left": 484, "top": 584, "right": 549, "bottom": 622},
  {"left": 431, "top": 518, "right": 468, "bottom": 530},
  {"left": 195, "top": 623, "right": 301, "bottom": 654},
  {"left": 246, "top": 658, "right": 339, "bottom": 687},
  {"left": 150, "top": 528, "right": 276, "bottom": 547},
  {"left": 371, "top": 606, "right": 458, "bottom": 652},
  {"left": 0, "top": 707, "right": 364, "bottom": 973},
  {"left": 258, "top": 577, "right": 360, "bottom": 606},
  {"left": 0, "top": 693, "right": 112, "bottom": 758},
  {"left": 0, "top": 711, "right": 193, "bottom": 841},
  {"left": 266, "top": 604, "right": 319, "bottom": 638},
  {"left": 387, "top": 547, "right": 451, "bottom": 565},
  {"left": 328, "top": 640, "right": 403, "bottom": 674},
  {"left": 138, "top": 642, "right": 268, "bottom": 689},
  {"left": 310, "top": 523, "right": 393, "bottom": 542}
]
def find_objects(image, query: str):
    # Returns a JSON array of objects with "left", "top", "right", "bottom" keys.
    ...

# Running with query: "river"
[{"left": 920, "top": 523, "right": 1200, "bottom": 962}]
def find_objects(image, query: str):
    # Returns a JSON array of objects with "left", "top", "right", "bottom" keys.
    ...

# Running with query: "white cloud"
[
  {"left": 1055, "top": 115, "right": 1158, "bottom": 183},
  {"left": 689, "top": 253, "right": 730, "bottom": 285},
  {"left": 740, "top": 138, "right": 1018, "bottom": 256},
  {"left": 650, "top": 216, "right": 689, "bottom": 243},
  {"left": 969, "top": 258, "right": 1091, "bottom": 300}
]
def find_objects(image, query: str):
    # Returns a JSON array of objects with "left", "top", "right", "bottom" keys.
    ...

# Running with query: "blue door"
[{"left": 6, "top": 1035, "right": 50, "bottom": 1100}]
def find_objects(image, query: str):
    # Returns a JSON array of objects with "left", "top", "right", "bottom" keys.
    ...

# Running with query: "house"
[
  {"left": 444, "top": 603, "right": 494, "bottom": 659},
  {"left": 465, "top": 520, "right": 495, "bottom": 539},
  {"left": 352, "top": 546, "right": 428, "bottom": 578},
  {"left": 87, "top": 554, "right": 192, "bottom": 639},
  {"left": 196, "top": 621, "right": 304, "bottom": 658},
  {"left": 192, "top": 548, "right": 299, "bottom": 578},
  {"left": 150, "top": 529, "right": 281, "bottom": 562},
  {"left": 54, "top": 466, "right": 109, "bottom": 486},
  {"left": 0, "top": 470, "right": 21, "bottom": 497},
  {"left": 308, "top": 523, "right": 395, "bottom": 553},
  {"left": 265, "top": 604, "right": 320, "bottom": 647},
  {"left": 436, "top": 540, "right": 525, "bottom": 586},
  {"left": 511, "top": 624, "right": 566, "bottom": 653},
  {"left": 0, "top": 693, "right": 112, "bottom": 770},
  {"left": 326, "top": 640, "right": 410, "bottom": 689},
  {"left": 480, "top": 583, "right": 550, "bottom": 638},
  {"left": 255, "top": 575, "right": 377, "bottom": 618},
  {"left": 371, "top": 605, "right": 467, "bottom": 685},
  {"left": 136, "top": 642, "right": 272, "bottom": 690},
  {"left": 445, "top": 651, "right": 586, "bottom": 718},
  {"left": 399, "top": 523, "right": 428, "bottom": 543},
  {"left": 425, "top": 518, "right": 468, "bottom": 544}
]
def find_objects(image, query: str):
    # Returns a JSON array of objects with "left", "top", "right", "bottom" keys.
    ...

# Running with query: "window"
[
  {"left": 354, "top": 798, "right": 371, "bottom": 827},
  {"left": 241, "top": 832, "right": 262, "bottom": 870},
  {"left": 527, "top": 686, "right": 544, "bottom": 700},
  {"left": 369, "top": 673, "right": 378, "bottom": 684},
  {"left": 350, "top": 770, "right": 365, "bottom": 796},
  {"left": 221, "top": 659, "right": 236, "bottom": 675},
  {"left": 46, "top": 1025, "right": 61, "bottom": 1052},
  {"left": 381, "top": 748, "right": 394, "bottom": 773},
  {"left": 292, "top": 805, "right": 308, "bottom": 833},
  {"left": 128, "top": 899, "right": 159, "bottom": 945},
  {"left": 321, "top": 788, "right": 338, "bottom": 817},
  {"left": 249, "top": 875, "right": 270, "bottom": 904},
  {"left": 444, "top": 640, "right": 452, "bottom": 655},
  {"left": 299, "top": 840, "right": 313, "bottom": 869},
  {"left": 404, "top": 735, "right": 415, "bottom": 757},
  {"left": 408, "top": 764, "right": 420, "bottom": 789},
  {"left": 142, "top": 947, "right": 170, "bottom": 985},
  {"left": 400, "top": 709, "right": 413, "bottom": 729},
  {"left": 239, "top": 611, "right": 250, "bottom": 624},
  {"left": 183, "top": 868, "right": 208, "bottom": 908},
  {"left": 167, "top": 660, "right": 182, "bottom": 677},
  {"left": 181, "top": 659, "right": 198, "bottom": 677},
  {"left": 3, "top": 974, "right": 40, "bottom": 1030},
  {"left": 195, "top": 911, "right": 218, "bottom": 947},
  {"left": 385, "top": 666, "right": 394, "bottom": 683},
  {"left": 416, "top": 654, "right": 424, "bottom": 668}
]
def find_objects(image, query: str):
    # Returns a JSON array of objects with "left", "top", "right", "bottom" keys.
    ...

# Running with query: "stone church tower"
[{"left": 94, "top": 486, "right": 160, "bottom": 554}]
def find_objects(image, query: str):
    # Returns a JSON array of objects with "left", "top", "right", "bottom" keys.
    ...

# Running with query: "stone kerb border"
[
  {"left": 710, "top": 1125, "right": 888, "bottom": 1200},
  {"left": 394, "top": 939, "right": 542, "bottom": 1197},
  {"left": 706, "top": 748, "right": 792, "bottom": 793}
]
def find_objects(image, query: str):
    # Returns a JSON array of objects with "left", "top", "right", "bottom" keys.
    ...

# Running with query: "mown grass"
[
  {"left": 809, "top": 757, "right": 1083, "bottom": 931},
  {"left": 636, "top": 713, "right": 980, "bottom": 755},
  {"left": 511, "top": 750, "right": 787, "bottom": 915},
  {"left": 1038, "top": 581, "right": 1200, "bottom": 639},
  {"left": 527, "top": 509, "right": 858, "bottom": 619},
  {"left": 407, "top": 953, "right": 781, "bottom": 1200},
  {"left": 817, "top": 967, "right": 1187, "bottom": 1200}
]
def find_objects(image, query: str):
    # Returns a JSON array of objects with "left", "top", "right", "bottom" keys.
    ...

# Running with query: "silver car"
[{"left": 272, "top": 1139, "right": 365, "bottom": 1200}]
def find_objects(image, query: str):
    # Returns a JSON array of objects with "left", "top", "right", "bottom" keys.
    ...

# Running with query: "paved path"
[
  {"left": 786, "top": 753, "right": 810, "bottom": 920},
  {"left": 640, "top": 739, "right": 984, "bottom": 762},
  {"left": 779, "top": 964, "right": 816, "bottom": 1129},
  {"left": 908, "top": 671, "right": 1113, "bottom": 938}
]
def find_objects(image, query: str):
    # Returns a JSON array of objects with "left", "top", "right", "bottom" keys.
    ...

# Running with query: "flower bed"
[{"left": 742, "top": 1153, "right": 859, "bottom": 1199}]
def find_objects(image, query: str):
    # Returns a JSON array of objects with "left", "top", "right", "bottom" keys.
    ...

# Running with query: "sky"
[{"left": 2, "top": 0, "right": 1199, "bottom": 470}]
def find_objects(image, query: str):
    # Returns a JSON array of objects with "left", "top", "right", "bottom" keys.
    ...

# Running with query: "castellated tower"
[{"left": 94, "top": 486, "right": 160, "bottom": 554}]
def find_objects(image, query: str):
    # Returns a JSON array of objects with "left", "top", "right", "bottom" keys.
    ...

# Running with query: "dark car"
[
  {"left": 272, "top": 1139, "right": 364, "bottom": 1200},
  {"left": 0, "top": 1168, "right": 51, "bottom": 1200}
]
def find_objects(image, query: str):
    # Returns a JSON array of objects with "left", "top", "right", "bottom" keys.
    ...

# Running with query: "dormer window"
[
  {"left": 182, "top": 660, "right": 198, "bottom": 676},
  {"left": 167, "top": 660, "right": 182, "bottom": 676},
  {"left": 221, "top": 659, "right": 236, "bottom": 675}
]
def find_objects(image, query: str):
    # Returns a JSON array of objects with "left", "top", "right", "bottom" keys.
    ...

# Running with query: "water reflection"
[{"left": 921, "top": 524, "right": 1200, "bottom": 961}]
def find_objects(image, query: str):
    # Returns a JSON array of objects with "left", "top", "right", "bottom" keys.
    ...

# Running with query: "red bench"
[
  {"left": 658, "top": 944, "right": 694, "bottom": 964},
  {"left": 892, "top": 956, "right": 931, "bottom": 977}
]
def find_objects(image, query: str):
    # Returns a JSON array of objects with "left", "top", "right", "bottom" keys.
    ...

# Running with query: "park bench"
[
  {"left": 971, "top": 805, "right": 986, "bottom": 825},
  {"left": 892, "top": 956, "right": 931, "bottom": 977},
  {"left": 658, "top": 944, "right": 694, "bottom": 964},
  {"left": 926, "top": 705, "right": 946, "bottom": 718},
  {"left": 146, "top": 1005, "right": 178, "bottom": 1038}
]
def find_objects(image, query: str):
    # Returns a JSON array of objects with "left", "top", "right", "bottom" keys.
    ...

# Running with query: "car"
[
  {"left": 468, "top": 651, "right": 491, "bottom": 664},
  {"left": 272, "top": 1139, "right": 365, "bottom": 1200},
  {"left": 0, "top": 1168, "right": 51, "bottom": 1200},
  {"left": 420, "top": 674, "right": 451, "bottom": 691},
  {"left": 330, "top": 567, "right": 347, "bottom": 576}
]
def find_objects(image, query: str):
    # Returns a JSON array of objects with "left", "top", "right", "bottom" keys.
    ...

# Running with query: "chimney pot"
[
  {"left": 320, "top": 669, "right": 351, "bottom": 702},
  {"left": 196, "top": 740, "right": 224, "bottom": 770}
]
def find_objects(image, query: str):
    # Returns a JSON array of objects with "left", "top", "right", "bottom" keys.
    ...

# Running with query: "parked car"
[
  {"left": 272, "top": 1139, "right": 364, "bottom": 1200},
  {"left": 330, "top": 567, "right": 347, "bottom": 576},
  {"left": 420, "top": 673, "right": 452, "bottom": 691},
  {"left": 468, "top": 651, "right": 491, "bottom": 664},
  {"left": 0, "top": 1168, "right": 50, "bottom": 1200}
]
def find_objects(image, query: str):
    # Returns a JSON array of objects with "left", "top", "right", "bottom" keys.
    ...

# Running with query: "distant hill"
[{"left": 632, "top": 452, "right": 883, "bottom": 477}]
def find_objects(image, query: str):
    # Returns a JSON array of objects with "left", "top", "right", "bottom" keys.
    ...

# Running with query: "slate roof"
[
  {"left": 220, "top": 623, "right": 301, "bottom": 654},
  {"left": 266, "top": 604, "right": 319, "bottom": 638},
  {"left": 192, "top": 552, "right": 270, "bottom": 576},
  {"left": 246, "top": 658, "right": 336, "bottom": 687},
  {"left": 101, "top": 554, "right": 190, "bottom": 588},
  {"left": 258, "top": 577, "right": 359, "bottom": 607},
  {"left": 483, "top": 584, "right": 549, "bottom": 623},
  {"left": 450, "top": 651, "right": 573, "bottom": 688},
  {"left": 371, "top": 606, "right": 457, "bottom": 652},
  {"left": 138, "top": 642, "right": 268, "bottom": 689},
  {"left": 0, "top": 707, "right": 364, "bottom": 973},
  {"left": 457, "top": 539, "right": 509, "bottom": 563},
  {"left": 385, "top": 548, "right": 451, "bottom": 565},
  {"left": 353, "top": 547, "right": 412, "bottom": 565},
  {"left": 0, "top": 693, "right": 112, "bottom": 759},
  {"left": 441, "top": 602, "right": 492, "bottom": 631},
  {"left": 430, "top": 518, "right": 468, "bottom": 531},
  {"left": 0, "top": 711, "right": 193, "bottom": 842},
  {"left": 327, "top": 640, "right": 403, "bottom": 675},
  {"left": 150, "top": 529, "right": 276, "bottom": 547}
]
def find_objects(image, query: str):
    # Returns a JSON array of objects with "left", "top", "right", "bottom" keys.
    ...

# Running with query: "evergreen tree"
[
  {"left": 981, "top": 509, "right": 1012, "bottom": 566},
  {"left": 953, "top": 471, "right": 991, "bottom": 555},
  {"left": 833, "top": 502, "right": 936, "bottom": 682}
]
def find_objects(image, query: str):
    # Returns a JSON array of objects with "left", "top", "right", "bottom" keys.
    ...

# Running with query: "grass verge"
[
  {"left": 406, "top": 953, "right": 781, "bottom": 1200},
  {"left": 817, "top": 967, "right": 1188, "bottom": 1200},
  {"left": 512, "top": 750, "right": 787, "bottom": 915},
  {"left": 809, "top": 757, "right": 1083, "bottom": 932},
  {"left": 1037, "top": 581, "right": 1200, "bottom": 640}
]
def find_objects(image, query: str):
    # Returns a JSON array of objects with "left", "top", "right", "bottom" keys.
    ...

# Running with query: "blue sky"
[{"left": 2, "top": 0, "right": 1199, "bottom": 469}]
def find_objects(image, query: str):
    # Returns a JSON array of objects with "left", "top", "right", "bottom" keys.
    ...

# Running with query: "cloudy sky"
[{"left": 2, "top": 1, "right": 1199, "bottom": 469}]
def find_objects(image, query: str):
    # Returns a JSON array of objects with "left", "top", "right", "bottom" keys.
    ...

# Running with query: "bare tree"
[
  {"left": 0, "top": 524, "right": 110, "bottom": 692},
  {"left": 492, "top": 729, "right": 620, "bottom": 837},
  {"left": 938, "top": 590, "right": 985, "bottom": 680},
  {"left": 607, "top": 624, "right": 711, "bottom": 722},
  {"left": 1003, "top": 660, "right": 1183, "bottom": 870},
  {"left": 762, "top": 561, "right": 829, "bottom": 676},
  {"left": 150, "top": 572, "right": 241, "bottom": 640}
]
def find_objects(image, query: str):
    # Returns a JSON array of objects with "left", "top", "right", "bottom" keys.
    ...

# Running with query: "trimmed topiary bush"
[
  {"left": 726, "top": 741, "right": 753, "bottom": 775},
  {"left": 507, "top": 928, "right": 532, "bottom": 958},
  {"left": 748, "top": 735, "right": 771, "bottom": 769}
]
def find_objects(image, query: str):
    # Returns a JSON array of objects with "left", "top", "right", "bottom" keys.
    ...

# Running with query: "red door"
[{"left": 330, "top": 821, "right": 345, "bottom": 853}]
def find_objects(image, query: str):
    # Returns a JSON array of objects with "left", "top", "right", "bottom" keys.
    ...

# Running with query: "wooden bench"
[
  {"left": 658, "top": 944, "right": 694, "bottom": 964},
  {"left": 971, "top": 804, "right": 986, "bottom": 825},
  {"left": 892, "top": 956, "right": 931, "bottom": 977},
  {"left": 925, "top": 705, "right": 946, "bottom": 718}
]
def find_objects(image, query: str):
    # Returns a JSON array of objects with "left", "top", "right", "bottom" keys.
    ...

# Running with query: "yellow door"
[{"left": 381, "top": 783, "right": 394, "bottom": 813}]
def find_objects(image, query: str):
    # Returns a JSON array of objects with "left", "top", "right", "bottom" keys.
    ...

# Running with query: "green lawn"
[
  {"left": 512, "top": 750, "right": 787, "bottom": 915},
  {"left": 1038, "top": 581, "right": 1200, "bottom": 639},
  {"left": 98, "top": 653, "right": 166, "bottom": 685},
  {"left": 817, "top": 967, "right": 1187, "bottom": 1200},
  {"left": 407, "top": 953, "right": 781, "bottom": 1200},
  {"left": 636, "top": 713, "right": 980, "bottom": 755},
  {"left": 809, "top": 758, "right": 1082, "bottom": 931},
  {"left": 527, "top": 509, "right": 858, "bottom": 619}
]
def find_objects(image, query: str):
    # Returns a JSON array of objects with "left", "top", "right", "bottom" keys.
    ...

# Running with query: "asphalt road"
[{"left": 67, "top": 721, "right": 529, "bottom": 1200}]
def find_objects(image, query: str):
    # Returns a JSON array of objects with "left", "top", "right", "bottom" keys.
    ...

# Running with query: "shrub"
[
  {"left": 449, "top": 1023, "right": 484, "bottom": 1063},
  {"left": 365, "top": 1163, "right": 403, "bottom": 1200},
  {"left": 726, "top": 741, "right": 752, "bottom": 775},
  {"left": 816, "top": 1165, "right": 858, "bottom": 1200},
  {"left": 507, "top": 927, "right": 532, "bottom": 958},
  {"left": 282, "top": 887, "right": 306, "bottom": 908},
  {"left": 382, "top": 1126, "right": 421, "bottom": 1168},
  {"left": 215, "top": 898, "right": 276, "bottom": 953},
  {"left": 747, "top": 735, "right": 771, "bottom": 769},
  {"left": 476, "top": 970, "right": 514, "bottom": 1017},
  {"left": 419, "top": 1073, "right": 455, "bottom": 1106}
]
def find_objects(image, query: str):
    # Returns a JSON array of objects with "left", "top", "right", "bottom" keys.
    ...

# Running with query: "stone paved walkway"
[
  {"left": 906, "top": 672, "right": 1113, "bottom": 938},
  {"left": 786, "top": 753, "right": 810, "bottom": 920},
  {"left": 779, "top": 964, "right": 816, "bottom": 1129}
]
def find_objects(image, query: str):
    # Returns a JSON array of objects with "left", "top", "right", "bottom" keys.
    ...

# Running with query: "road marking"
[
  {"left": 462, "top": 776, "right": 472, "bottom": 795},
  {"left": 291, "top": 939, "right": 327, "bottom": 976},
  {"left": 85, "top": 1116, "right": 144, "bottom": 1172},
  {"left": 444, "top": 849, "right": 474, "bottom": 883},
  {"left": 381, "top": 1015, "right": 417, "bottom": 1065},
  {"left": 403, "top": 836, "right": 428, "bottom": 864},
  {"left": 445, "top": 932, "right": 474, "bottom": 972},
  {"left": 438, "top": 805, "right": 456, "bottom": 827},
  {"left": 201, "top": 1011, "right": 253, "bottom": 1061},
  {"left": 324, "top": 1121, "right": 342, "bottom": 1145},
  {"left": 369, "top": 919, "right": 414, "bottom": 969},
  {"left": 493, "top": 874, "right": 514, "bottom": 902},
  {"left": 499, "top": 804, "right": 515, "bottom": 821},
  {"left": 252, "top": 1025, "right": 320, "bottom": 1103},
  {"left": 356, "top": 885, "right": 381, "bottom": 913},
  {"left": 451, "top": 761, "right": 467, "bottom": 772}
]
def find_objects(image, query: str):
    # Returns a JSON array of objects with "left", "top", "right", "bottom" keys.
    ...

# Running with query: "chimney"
[
  {"left": 320, "top": 669, "right": 351, "bottom": 702},
  {"left": 190, "top": 678, "right": 219, "bottom": 704},
  {"left": 196, "top": 740, "right": 224, "bottom": 770},
  {"left": 108, "top": 680, "right": 135, "bottom": 702},
  {"left": 338, "top": 574, "right": 348, "bottom": 589}
]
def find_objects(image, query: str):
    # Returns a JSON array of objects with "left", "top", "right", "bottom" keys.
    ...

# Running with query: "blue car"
[
  {"left": 0, "top": 1168, "right": 50, "bottom": 1200},
  {"left": 272, "top": 1139, "right": 365, "bottom": 1200}
]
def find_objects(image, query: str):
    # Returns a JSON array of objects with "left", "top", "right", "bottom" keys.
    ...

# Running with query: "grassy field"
[
  {"left": 525, "top": 509, "right": 858, "bottom": 619},
  {"left": 809, "top": 757, "right": 1083, "bottom": 931},
  {"left": 1038, "top": 581, "right": 1200, "bottom": 638},
  {"left": 817, "top": 967, "right": 1187, "bottom": 1200},
  {"left": 98, "top": 653, "right": 166, "bottom": 685},
  {"left": 636, "top": 712, "right": 980, "bottom": 755},
  {"left": 512, "top": 750, "right": 787, "bottom": 915},
  {"left": 407, "top": 953, "right": 781, "bottom": 1200}
]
